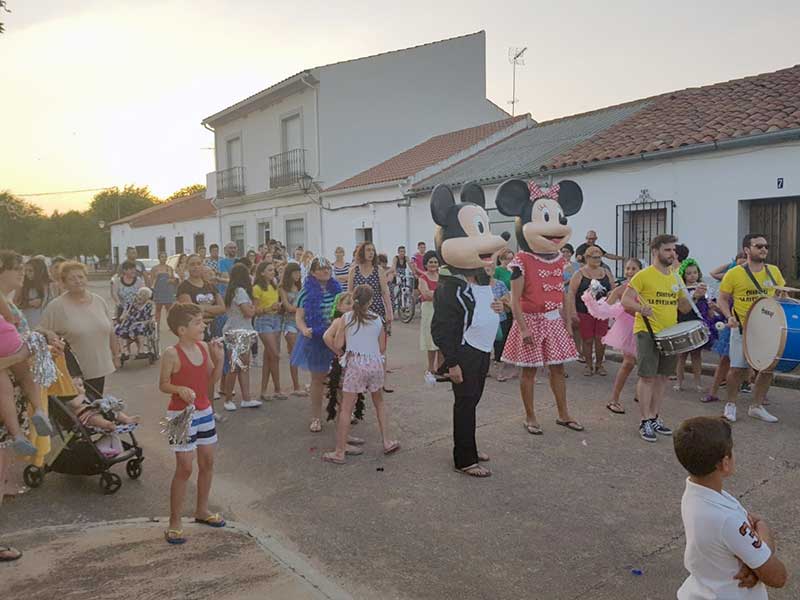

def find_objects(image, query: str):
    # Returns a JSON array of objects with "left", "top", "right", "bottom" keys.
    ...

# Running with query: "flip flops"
[
  {"left": 164, "top": 529, "right": 186, "bottom": 545},
  {"left": 556, "top": 419, "right": 585, "bottom": 432},
  {"left": 383, "top": 441, "right": 401, "bottom": 455},
  {"left": 194, "top": 513, "right": 226, "bottom": 528},
  {"left": 524, "top": 422, "right": 543, "bottom": 435},
  {"left": 454, "top": 464, "right": 492, "bottom": 478},
  {"left": 606, "top": 403, "right": 625, "bottom": 415},
  {"left": 309, "top": 418, "right": 322, "bottom": 433},
  {"left": 322, "top": 452, "right": 346, "bottom": 465},
  {"left": 0, "top": 546, "right": 22, "bottom": 562}
]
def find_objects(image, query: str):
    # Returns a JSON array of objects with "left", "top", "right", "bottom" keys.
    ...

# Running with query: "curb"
[{"left": 8, "top": 517, "right": 353, "bottom": 600}]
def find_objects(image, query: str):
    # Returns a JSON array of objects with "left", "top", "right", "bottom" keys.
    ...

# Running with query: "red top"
[
  {"left": 419, "top": 273, "right": 438, "bottom": 302},
  {"left": 168, "top": 342, "right": 211, "bottom": 411},
  {"left": 510, "top": 252, "right": 567, "bottom": 314}
]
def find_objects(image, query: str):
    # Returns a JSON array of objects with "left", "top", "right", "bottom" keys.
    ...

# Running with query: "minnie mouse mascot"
[
  {"left": 496, "top": 179, "right": 585, "bottom": 435},
  {"left": 430, "top": 182, "right": 507, "bottom": 478}
]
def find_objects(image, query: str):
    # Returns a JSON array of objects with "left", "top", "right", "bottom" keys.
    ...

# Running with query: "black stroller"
[{"left": 23, "top": 394, "right": 145, "bottom": 495}]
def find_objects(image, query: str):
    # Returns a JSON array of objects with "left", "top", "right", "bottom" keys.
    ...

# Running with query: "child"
[
  {"left": 65, "top": 377, "right": 139, "bottom": 432},
  {"left": 253, "top": 261, "right": 284, "bottom": 401},
  {"left": 279, "top": 262, "right": 306, "bottom": 396},
  {"left": 159, "top": 303, "right": 225, "bottom": 545},
  {"left": 675, "top": 260, "right": 713, "bottom": 393},
  {"left": 323, "top": 292, "right": 366, "bottom": 425},
  {"left": 114, "top": 286, "right": 155, "bottom": 359},
  {"left": 484, "top": 263, "right": 510, "bottom": 380},
  {"left": 221, "top": 263, "right": 259, "bottom": 410},
  {"left": 674, "top": 417, "right": 787, "bottom": 597},
  {"left": 0, "top": 293, "right": 52, "bottom": 456},
  {"left": 322, "top": 285, "right": 399, "bottom": 464}
]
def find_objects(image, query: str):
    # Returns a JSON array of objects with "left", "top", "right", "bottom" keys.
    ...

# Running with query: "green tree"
[
  {"left": 0, "top": 1, "right": 9, "bottom": 35},
  {"left": 0, "top": 191, "right": 44, "bottom": 254},
  {"left": 166, "top": 183, "right": 206, "bottom": 201},
  {"left": 88, "top": 185, "right": 160, "bottom": 225}
]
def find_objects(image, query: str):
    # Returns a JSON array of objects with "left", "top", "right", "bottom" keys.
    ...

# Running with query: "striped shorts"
[{"left": 167, "top": 406, "right": 218, "bottom": 452}]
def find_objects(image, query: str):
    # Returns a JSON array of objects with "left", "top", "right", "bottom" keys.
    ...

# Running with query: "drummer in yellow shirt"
[
  {"left": 717, "top": 234, "right": 785, "bottom": 425},
  {"left": 622, "top": 235, "right": 706, "bottom": 443}
]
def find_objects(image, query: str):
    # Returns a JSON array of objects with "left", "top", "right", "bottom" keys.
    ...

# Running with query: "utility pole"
[{"left": 508, "top": 47, "right": 528, "bottom": 116}]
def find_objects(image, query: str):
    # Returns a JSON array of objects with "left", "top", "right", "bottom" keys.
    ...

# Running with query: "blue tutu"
[
  {"left": 290, "top": 334, "right": 333, "bottom": 374},
  {"left": 713, "top": 326, "right": 731, "bottom": 356}
]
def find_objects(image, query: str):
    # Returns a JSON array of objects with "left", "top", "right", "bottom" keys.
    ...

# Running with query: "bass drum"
[{"left": 743, "top": 297, "right": 800, "bottom": 373}]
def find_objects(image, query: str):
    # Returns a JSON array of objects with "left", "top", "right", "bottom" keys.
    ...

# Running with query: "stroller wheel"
[
  {"left": 23, "top": 465, "right": 44, "bottom": 488},
  {"left": 126, "top": 459, "right": 143, "bottom": 479},
  {"left": 99, "top": 472, "right": 122, "bottom": 495}
]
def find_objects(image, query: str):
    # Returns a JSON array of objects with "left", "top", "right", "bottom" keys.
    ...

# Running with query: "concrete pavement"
[{"left": 1, "top": 282, "right": 798, "bottom": 599}]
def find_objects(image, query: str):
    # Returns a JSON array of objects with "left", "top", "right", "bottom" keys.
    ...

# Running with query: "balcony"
[
  {"left": 269, "top": 149, "right": 307, "bottom": 189},
  {"left": 215, "top": 166, "right": 245, "bottom": 198}
]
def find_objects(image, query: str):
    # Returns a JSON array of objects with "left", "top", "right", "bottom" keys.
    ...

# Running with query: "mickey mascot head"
[
  {"left": 495, "top": 179, "right": 583, "bottom": 255},
  {"left": 430, "top": 181, "right": 506, "bottom": 276}
]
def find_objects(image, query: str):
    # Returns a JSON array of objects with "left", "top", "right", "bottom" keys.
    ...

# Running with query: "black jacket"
[{"left": 431, "top": 271, "right": 478, "bottom": 370}]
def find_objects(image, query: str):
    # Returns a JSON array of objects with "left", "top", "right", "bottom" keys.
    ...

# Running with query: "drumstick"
[{"left": 674, "top": 271, "right": 705, "bottom": 320}]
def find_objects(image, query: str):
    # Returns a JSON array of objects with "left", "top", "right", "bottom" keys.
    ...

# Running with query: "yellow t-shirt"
[
  {"left": 719, "top": 264, "right": 785, "bottom": 326},
  {"left": 629, "top": 266, "right": 685, "bottom": 334},
  {"left": 252, "top": 284, "right": 280, "bottom": 313}
]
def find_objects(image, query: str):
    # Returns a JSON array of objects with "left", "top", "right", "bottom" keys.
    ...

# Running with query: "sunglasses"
[{"left": 752, "top": 244, "right": 769, "bottom": 250}]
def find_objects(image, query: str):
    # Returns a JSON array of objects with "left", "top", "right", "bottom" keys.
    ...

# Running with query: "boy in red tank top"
[{"left": 159, "top": 303, "right": 224, "bottom": 545}]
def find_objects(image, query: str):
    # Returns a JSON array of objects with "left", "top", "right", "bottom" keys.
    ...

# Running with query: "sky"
[{"left": 3, "top": 0, "right": 800, "bottom": 214}]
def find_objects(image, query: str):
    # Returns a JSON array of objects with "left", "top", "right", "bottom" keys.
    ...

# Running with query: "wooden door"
[{"left": 749, "top": 197, "right": 800, "bottom": 283}]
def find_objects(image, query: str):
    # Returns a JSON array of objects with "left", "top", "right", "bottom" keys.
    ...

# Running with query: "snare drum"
[
  {"left": 653, "top": 321, "right": 709, "bottom": 356},
  {"left": 743, "top": 297, "right": 800, "bottom": 372}
]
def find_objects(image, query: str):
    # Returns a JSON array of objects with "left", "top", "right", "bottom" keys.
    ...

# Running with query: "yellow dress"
[{"left": 26, "top": 353, "right": 76, "bottom": 467}]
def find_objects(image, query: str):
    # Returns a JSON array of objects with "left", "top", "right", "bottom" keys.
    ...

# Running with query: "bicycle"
[{"left": 393, "top": 275, "right": 416, "bottom": 324}]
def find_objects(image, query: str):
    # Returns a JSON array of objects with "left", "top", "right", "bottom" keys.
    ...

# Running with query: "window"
[
  {"left": 355, "top": 227, "right": 373, "bottom": 244},
  {"left": 135, "top": 245, "right": 150, "bottom": 259},
  {"left": 230, "top": 224, "right": 245, "bottom": 257},
  {"left": 194, "top": 233, "right": 205, "bottom": 252},
  {"left": 616, "top": 191, "right": 674, "bottom": 276},
  {"left": 174, "top": 236, "right": 184, "bottom": 254},
  {"left": 157, "top": 237, "right": 166, "bottom": 254},
  {"left": 257, "top": 221, "right": 271, "bottom": 246},
  {"left": 285, "top": 218, "right": 305, "bottom": 254}
]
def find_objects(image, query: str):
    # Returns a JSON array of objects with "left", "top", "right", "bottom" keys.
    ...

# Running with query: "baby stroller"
[{"left": 23, "top": 394, "right": 145, "bottom": 495}]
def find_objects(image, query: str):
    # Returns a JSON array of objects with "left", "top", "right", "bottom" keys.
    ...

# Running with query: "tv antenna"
[{"left": 508, "top": 46, "right": 527, "bottom": 116}]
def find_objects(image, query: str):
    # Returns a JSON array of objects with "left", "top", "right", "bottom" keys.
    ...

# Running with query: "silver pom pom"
[
  {"left": 588, "top": 278, "right": 607, "bottom": 299},
  {"left": 91, "top": 394, "right": 125, "bottom": 414},
  {"left": 715, "top": 321, "right": 727, "bottom": 332},
  {"left": 25, "top": 331, "right": 58, "bottom": 388},
  {"left": 223, "top": 329, "right": 258, "bottom": 371},
  {"left": 160, "top": 404, "right": 196, "bottom": 446}
]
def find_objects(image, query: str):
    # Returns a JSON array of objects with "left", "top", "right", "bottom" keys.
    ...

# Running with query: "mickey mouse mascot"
[
  {"left": 496, "top": 179, "right": 585, "bottom": 435},
  {"left": 430, "top": 182, "right": 507, "bottom": 478}
]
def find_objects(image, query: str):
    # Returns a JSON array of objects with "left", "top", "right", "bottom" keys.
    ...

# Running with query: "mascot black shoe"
[{"left": 429, "top": 182, "right": 506, "bottom": 478}]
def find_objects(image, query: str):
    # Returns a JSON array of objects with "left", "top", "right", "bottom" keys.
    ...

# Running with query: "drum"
[
  {"left": 743, "top": 297, "right": 800, "bottom": 372},
  {"left": 653, "top": 321, "right": 709, "bottom": 356}
]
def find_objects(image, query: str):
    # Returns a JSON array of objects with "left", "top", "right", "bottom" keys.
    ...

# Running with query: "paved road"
[{"left": 3, "top": 282, "right": 799, "bottom": 599}]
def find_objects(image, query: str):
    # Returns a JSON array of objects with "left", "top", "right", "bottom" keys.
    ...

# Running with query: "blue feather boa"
[{"left": 303, "top": 275, "right": 342, "bottom": 338}]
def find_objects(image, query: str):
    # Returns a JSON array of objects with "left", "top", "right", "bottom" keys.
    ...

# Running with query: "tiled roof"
[
  {"left": 412, "top": 101, "right": 650, "bottom": 191},
  {"left": 325, "top": 115, "right": 528, "bottom": 192},
  {"left": 546, "top": 65, "right": 800, "bottom": 169},
  {"left": 110, "top": 192, "right": 215, "bottom": 228}
]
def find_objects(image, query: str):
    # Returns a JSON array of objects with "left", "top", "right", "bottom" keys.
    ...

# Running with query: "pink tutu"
[{"left": 582, "top": 291, "right": 636, "bottom": 356}]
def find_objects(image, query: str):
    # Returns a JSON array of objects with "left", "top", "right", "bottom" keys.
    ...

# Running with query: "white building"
[
  {"left": 405, "top": 64, "right": 800, "bottom": 282},
  {"left": 201, "top": 31, "right": 508, "bottom": 255},
  {"left": 109, "top": 191, "right": 218, "bottom": 262}
]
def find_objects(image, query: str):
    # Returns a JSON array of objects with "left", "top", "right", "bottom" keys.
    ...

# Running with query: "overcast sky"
[{"left": 4, "top": 0, "right": 800, "bottom": 213}]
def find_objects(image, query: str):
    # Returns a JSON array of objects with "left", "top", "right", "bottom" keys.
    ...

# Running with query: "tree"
[
  {"left": 88, "top": 185, "right": 160, "bottom": 225},
  {"left": 166, "top": 184, "right": 206, "bottom": 201},
  {"left": 0, "top": 2, "right": 9, "bottom": 35},
  {"left": 0, "top": 191, "right": 43, "bottom": 254}
]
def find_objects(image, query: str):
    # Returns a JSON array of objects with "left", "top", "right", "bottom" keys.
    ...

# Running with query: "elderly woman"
[{"left": 40, "top": 262, "right": 119, "bottom": 400}]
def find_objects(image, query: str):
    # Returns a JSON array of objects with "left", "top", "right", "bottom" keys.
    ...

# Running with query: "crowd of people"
[{"left": 0, "top": 218, "right": 791, "bottom": 593}]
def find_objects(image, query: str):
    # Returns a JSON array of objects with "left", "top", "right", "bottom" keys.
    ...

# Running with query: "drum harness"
[
  {"left": 641, "top": 270, "right": 705, "bottom": 353},
  {"left": 731, "top": 264, "right": 779, "bottom": 334}
]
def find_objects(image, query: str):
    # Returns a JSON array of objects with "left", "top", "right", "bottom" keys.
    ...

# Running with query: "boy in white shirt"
[{"left": 673, "top": 417, "right": 787, "bottom": 598}]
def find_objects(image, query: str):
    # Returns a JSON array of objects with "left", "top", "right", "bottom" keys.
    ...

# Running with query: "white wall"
[
  {"left": 110, "top": 217, "right": 220, "bottom": 260},
  {"left": 317, "top": 31, "right": 506, "bottom": 188}
]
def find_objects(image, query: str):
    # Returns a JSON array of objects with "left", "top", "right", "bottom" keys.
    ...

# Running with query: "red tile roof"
[
  {"left": 111, "top": 192, "right": 215, "bottom": 228},
  {"left": 546, "top": 65, "right": 800, "bottom": 169},
  {"left": 325, "top": 115, "right": 528, "bottom": 192}
]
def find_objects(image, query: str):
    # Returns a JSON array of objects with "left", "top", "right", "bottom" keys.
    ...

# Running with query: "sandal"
[
  {"left": 290, "top": 389, "right": 309, "bottom": 397},
  {"left": 382, "top": 387, "right": 394, "bottom": 394},
  {"left": 272, "top": 393, "right": 288, "bottom": 401},
  {"left": 583, "top": 365, "right": 593, "bottom": 377},
  {"left": 0, "top": 546, "right": 22, "bottom": 562},
  {"left": 701, "top": 394, "right": 719, "bottom": 403},
  {"left": 345, "top": 445, "right": 364, "bottom": 456},
  {"left": 309, "top": 418, "right": 322, "bottom": 433},
  {"left": 454, "top": 464, "right": 492, "bottom": 478},
  {"left": 347, "top": 435, "right": 365, "bottom": 445},
  {"left": 606, "top": 403, "right": 625, "bottom": 415},
  {"left": 322, "top": 452, "right": 346, "bottom": 465},
  {"left": 383, "top": 441, "right": 401, "bottom": 455},
  {"left": 556, "top": 419, "right": 585, "bottom": 432},
  {"left": 595, "top": 364, "right": 607, "bottom": 376},
  {"left": 477, "top": 452, "right": 490, "bottom": 462},
  {"left": 164, "top": 529, "right": 187, "bottom": 545},
  {"left": 194, "top": 513, "right": 226, "bottom": 528},
  {"left": 524, "top": 422, "right": 543, "bottom": 435}
]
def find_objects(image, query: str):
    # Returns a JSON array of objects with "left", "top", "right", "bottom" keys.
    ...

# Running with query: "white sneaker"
[
  {"left": 748, "top": 405, "right": 778, "bottom": 423},
  {"left": 240, "top": 399, "right": 263, "bottom": 408},
  {"left": 723, "top": 403, "right": 737, "bottom": 423},
  {"left": 424, "top": 371, "right": 437, "bottom": 386},
  {"left": 223, "top": 401, "right": 237, "bottom": 411}
]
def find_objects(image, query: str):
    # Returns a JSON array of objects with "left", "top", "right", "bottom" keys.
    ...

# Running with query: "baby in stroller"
[
  {"left": 115, "top": 287, "right": 155, "bottom": 360},
  {"left": 65, "top": 377, "right": 140, "bottom": 433}
]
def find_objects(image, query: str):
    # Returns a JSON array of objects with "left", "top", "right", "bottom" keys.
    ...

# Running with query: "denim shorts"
[
  {"left": 282, "top": 317, "right": 298, "bottom": 335},
  {"left": 254, "top": 314, "right": 282, "bottom": 334}
]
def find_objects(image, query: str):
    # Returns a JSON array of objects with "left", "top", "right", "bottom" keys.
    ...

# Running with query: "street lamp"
[{"left": 299, "top": 173, "right": 314, "bottom": 194}]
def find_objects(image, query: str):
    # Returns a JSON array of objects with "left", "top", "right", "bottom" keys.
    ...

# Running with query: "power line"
[{"left": 16, "top": 187, "right": 112, "bottom": 198}]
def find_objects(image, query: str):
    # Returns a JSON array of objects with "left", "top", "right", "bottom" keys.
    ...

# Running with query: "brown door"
[{"left": 748, "top": 197, "right": 800, "bottom": 284}]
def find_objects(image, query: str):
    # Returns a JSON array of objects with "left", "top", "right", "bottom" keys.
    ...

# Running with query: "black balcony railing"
[
  {"left": 269, "top": 149, "right": 306, "bottom": 189},
  {"left": 216, "top": 166, "right": 245, "bottom": 198}
]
